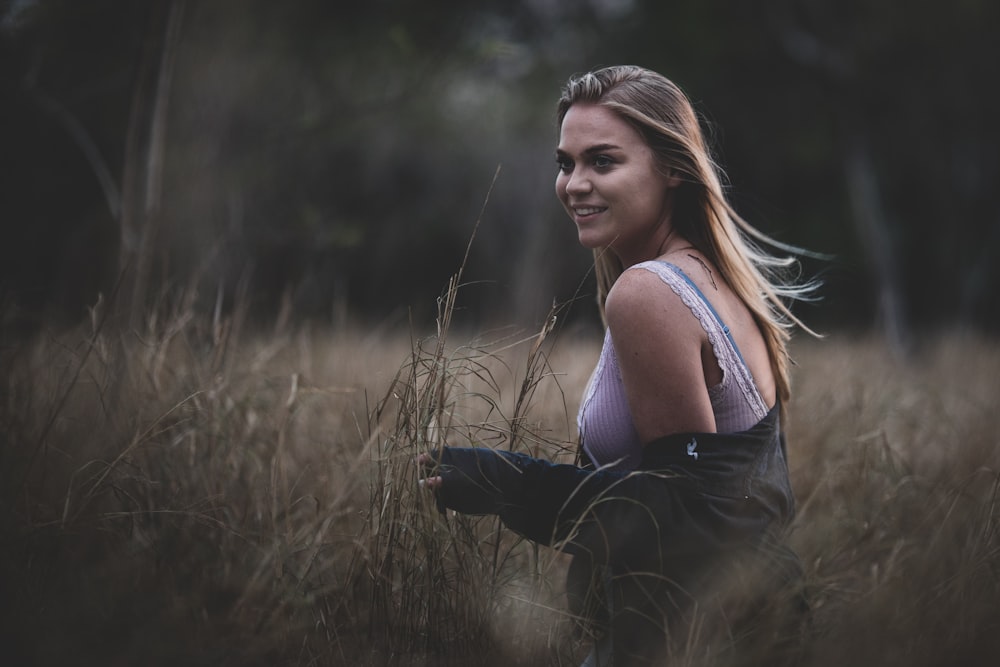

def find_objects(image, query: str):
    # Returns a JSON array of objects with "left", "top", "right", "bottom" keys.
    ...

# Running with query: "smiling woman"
[
  {"left": 555, "top": 104, "right": 682, "bottom": 266},
  {"left": 420, "top": 65, "right": 819, "bottom": 666}
]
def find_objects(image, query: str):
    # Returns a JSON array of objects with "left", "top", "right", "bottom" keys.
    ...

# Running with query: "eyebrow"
[{"left": 555, "top": 143, "right": 624, "bottom": 157}]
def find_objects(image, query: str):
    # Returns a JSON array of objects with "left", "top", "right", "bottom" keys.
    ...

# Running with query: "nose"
[{"left": 563, "top": 168, "right": 592, "bottom": 197}]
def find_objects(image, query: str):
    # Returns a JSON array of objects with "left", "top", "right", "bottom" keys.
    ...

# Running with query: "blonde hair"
[{"left": 557, "top": 65, "right": 818, "bottom": 407}]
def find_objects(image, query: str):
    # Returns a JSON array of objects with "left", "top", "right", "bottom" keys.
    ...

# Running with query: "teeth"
[{"left": 575, "top": 207, "right": 604, "bottom": 216}]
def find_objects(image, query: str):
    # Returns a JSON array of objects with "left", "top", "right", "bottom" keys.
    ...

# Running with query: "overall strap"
[{"left": 656, "top": 261, "right": 748, "bottom": 367}]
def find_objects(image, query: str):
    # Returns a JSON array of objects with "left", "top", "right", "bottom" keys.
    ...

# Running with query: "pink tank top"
[{"left": 578, "top": 261, "right": 770, "bottom": 470}]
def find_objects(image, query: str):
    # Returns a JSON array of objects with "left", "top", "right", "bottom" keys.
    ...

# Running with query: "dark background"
[{"left": 2, "top": 0, "right": 998, "bottom": 344}]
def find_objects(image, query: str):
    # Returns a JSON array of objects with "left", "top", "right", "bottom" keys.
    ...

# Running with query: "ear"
[{"left": 664, "top": 168, "right": 683, "bottom": 189}]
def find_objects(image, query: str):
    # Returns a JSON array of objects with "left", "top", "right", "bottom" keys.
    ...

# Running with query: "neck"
[
  {"left": 655, "top": 228, "right": 679, "bottom": 257},
  {"left": 613, "top": 226, "right": 688, "bottom": 268}
]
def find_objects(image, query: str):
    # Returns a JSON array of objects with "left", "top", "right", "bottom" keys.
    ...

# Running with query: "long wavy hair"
[{"left": 557, "top": 65, "right": 818, "bottom": 407}]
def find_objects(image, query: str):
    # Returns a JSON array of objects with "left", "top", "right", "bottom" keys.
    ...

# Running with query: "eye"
[
  {"left": 593, "top": 154, "right": 614, "bottom": 169},
  {"left": 555, "top": 155, "right": 573, "bottom": 173}
]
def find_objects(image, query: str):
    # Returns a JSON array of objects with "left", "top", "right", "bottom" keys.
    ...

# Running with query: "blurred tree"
[
  {"left": 1, "top": 0, "right": 155, "bottom": 331},
  {"left": 118, "top": 0, "right": 183, "bottom": 329},
  {"left": 2, "top": 0, "right": 998, "bottom": 336}
]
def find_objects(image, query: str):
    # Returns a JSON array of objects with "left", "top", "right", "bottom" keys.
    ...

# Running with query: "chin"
[{"left": 577, "top": 232, "right": 606, "bottom": 250}]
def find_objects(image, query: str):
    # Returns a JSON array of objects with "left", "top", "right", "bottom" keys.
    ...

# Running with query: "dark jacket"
[{"left": 427, "top": 406, "right": 804, "bottom": 664}]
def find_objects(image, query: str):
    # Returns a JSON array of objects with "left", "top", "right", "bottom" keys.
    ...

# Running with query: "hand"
[{"left": 416, "top": 452, "right": 443, "bottom": 490}]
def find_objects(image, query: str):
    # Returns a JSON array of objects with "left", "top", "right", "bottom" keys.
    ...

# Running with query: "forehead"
[{"left": 557, "top": 103, "right": 646, "bottom": 152}]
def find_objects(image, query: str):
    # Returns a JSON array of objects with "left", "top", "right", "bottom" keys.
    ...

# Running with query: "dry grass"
[
  {"left": 784, "top": 334, "right": 1000, "bottom": 666},
  {"left": 2, "top": 293, "right": 999, "bottom": 665}
]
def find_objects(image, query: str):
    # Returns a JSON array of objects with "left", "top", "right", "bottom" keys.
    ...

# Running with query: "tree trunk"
[
  {"left": 772, "top": 10, "right": 910, "bottom": 352},
  {"left": 841, "top": 130, "right": 910, "bottom": 356},
  {"left": 117, "top": 0, "right": 185, "bottom": 331}
]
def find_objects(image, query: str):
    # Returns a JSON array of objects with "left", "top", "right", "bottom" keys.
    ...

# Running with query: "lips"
[{"left": 572, "top": 205, "right": 607, "bottom": 217}]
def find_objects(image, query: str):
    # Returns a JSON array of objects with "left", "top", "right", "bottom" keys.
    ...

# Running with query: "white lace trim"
[{"left": 631, "top": 261, "right": 769, "bottom": 422}]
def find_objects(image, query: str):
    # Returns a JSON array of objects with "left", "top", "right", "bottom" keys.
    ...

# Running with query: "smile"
[{"left": 573, "top": 206, "right": 607, "bottom": 216}]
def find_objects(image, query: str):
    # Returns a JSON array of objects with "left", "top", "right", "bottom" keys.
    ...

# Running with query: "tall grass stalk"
[{"left": 2, "top": 286, "right": 1000, "bottom": 665}]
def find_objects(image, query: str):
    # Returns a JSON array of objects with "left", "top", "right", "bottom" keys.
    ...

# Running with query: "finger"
[
  {"left": 418, "top": 475, "right": 442, "bottom": 490},
  {"left": 417, "top": 452, "right": 442, "bottom": 468}
]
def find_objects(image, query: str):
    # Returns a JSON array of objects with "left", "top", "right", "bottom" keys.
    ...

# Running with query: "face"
[{"left": 555, "top": 103, "right": 679, "bottom": 266}]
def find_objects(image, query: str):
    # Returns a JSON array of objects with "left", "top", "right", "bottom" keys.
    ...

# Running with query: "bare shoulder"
[
  {"left": 604, "top": 263, "right": 715, "bottom": 438},
  {"left": 606, "top": 264, "right": 694, "bottom": 319},
  {"left": 605, "top": 264, "right": 704, "bottom": 347},
  {"left": 605, "top": 265, "right": 659, "bottom": 313}
]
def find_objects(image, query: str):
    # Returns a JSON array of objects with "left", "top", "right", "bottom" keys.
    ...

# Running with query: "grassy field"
[{"left": 2, "top": 300, "right": 999, "bottom": 665}]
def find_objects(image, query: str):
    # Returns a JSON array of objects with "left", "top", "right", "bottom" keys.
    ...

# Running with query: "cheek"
[{"left": 554, "top": 175, "right": 567, "bottom": 202}]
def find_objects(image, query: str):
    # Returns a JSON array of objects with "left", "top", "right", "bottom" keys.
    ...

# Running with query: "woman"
[{"left": 419, "top": 65, "right": 815, "bottom": 666}]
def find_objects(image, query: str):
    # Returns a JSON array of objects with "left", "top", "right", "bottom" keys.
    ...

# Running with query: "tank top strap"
[
  {"left": 656, "top": 262, "right": 747, "bottom": 365},
  {"left": 631, "top": 260, "right": 769, "bottom": 421}
]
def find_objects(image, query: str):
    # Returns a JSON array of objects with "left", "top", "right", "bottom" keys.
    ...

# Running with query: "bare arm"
[{"left": 605, "top": 267, "right": 717, "bottom": 441}]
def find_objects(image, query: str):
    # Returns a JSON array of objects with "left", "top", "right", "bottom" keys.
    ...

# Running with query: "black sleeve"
[{"left": 430, "top": 447, "right": 621, "bottom": 549}]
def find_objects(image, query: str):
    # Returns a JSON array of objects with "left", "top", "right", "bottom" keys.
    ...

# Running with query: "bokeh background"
[
  {"left": 4, "top": 4, "right": 1000, "bottom": 665},
  {"left": 3, "top": 0, "right": 999, "bottom": 344}
]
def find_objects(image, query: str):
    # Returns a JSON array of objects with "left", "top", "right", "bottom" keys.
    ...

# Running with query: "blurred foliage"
[{"left": 1, "top": 0, "right": 998, "bottom": 336}]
